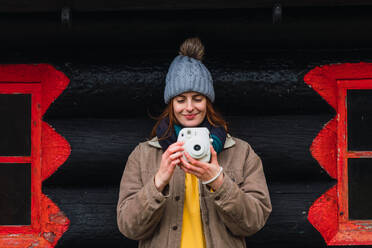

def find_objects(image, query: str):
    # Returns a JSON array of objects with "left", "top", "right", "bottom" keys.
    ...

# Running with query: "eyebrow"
[{"left": 177, "top": 93, "right": 203, "bottom": 98}]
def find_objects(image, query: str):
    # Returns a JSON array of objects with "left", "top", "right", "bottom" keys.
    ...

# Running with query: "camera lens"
[{"left": 193, "top": 144, "right": 201, "bottom": 151}]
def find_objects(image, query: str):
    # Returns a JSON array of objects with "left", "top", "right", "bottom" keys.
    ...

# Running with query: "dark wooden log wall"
[
  {"left": 2, "top": 4, "right": 372, "bottom": 248},
  {"left": 30, "top": 48, "right": 370, "bottom": 248},
  {"left": 2, "top": 0, "right": 372, "bottom": 12},
  {"left": 2, "top": 5, "right": 372, "bottom": 49}
]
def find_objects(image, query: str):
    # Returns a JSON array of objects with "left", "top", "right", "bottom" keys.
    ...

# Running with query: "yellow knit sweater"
[{"left": 180, "top": 173, "right": 206, "bottom": 248}]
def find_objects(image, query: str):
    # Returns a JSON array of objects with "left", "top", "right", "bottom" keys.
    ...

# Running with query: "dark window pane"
[
  {"left": 0, "top": 163, "right": 31, "bottom": 225},
  {"left": 347, "top": 90, "right": 372, "bottom": 151},
  {"left": 0, "top": 94, "right": 31, "bottom": 156},
  {"left": 348, "top": 158, "right": 372, "bottom": 220}
]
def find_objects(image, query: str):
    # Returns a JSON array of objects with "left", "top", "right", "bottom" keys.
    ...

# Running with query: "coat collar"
[{"left": 147, "top": 133, "right": 236, "bottom": 149}]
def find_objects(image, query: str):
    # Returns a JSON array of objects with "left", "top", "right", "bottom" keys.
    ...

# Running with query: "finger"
[
  {"left": 168, "top": 145, "right": 184, "bottom": 155},
  {"left": 183, "top": 169, "right": 202, "bottom": 178},
  {"left": 169, "top": 141, "right": 185, "bottom": 150},
  {"left": 164, "top": 146, "right": 183, "bottom": 158},
  {"left": 184, "top": 152, "right": 207, "bottom": 168},
  {"left": 169, "top": 151, "right": 183, "bottom": 160},
  {"left": 180, "top": 165, "right": 190, "bottom": 174},
  {"left": 180, "top": 157, "right": 204, "bottom": 174},
  {"left": 210, "top": 145, "right": 218, "bottom": 163},
  {"left": 179, "top": 164, "right": 201, "bottom": 177},
  {"left": 171, "top": 159, "right": 181, "bottom": 167}
]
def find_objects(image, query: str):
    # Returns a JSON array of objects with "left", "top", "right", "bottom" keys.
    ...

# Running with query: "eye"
[
  {"left": 194, "top": 97, "right": 203, "bottom": 102},
  {"left": 176, "top": 98, "right": 185, "bottom": 103}
]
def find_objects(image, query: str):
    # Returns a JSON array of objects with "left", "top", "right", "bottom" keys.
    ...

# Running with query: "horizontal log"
[
  {"left": 1, "top": 7, "right": 372, "bottom": 49},
  {"left": 43, "top": 181, "right": 335, "bottom": 248},
  {"left": 40, "top": 48, "right": 359, "bottom": 118},
  {"left": 43, "top": 115, "right": 333, "bottom": 187},
  {"left": 1, "top": 1, "right": 372, "bottom": 13}
]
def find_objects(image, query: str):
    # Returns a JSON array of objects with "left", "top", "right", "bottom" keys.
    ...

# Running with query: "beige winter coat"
[{"left": 117, "top": 135, "right": 272, "bottom": 248}]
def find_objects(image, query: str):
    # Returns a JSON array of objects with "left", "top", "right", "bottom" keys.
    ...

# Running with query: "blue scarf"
[{"left": 156, "top": 118, "right": 226, "bottom": 154}]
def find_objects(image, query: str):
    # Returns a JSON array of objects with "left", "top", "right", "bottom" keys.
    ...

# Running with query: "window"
[
  {"left": 305, "top": 64, "right": 372, "bottom": 245},
  {"left": 338, "top": 80, "right": 372, "bottom": 236},
  {"left": 0, "top": 65, "right": 70, "bottom": 247},
  {"left": 0, "top": 84, "right": 41, "bottom": 232}
]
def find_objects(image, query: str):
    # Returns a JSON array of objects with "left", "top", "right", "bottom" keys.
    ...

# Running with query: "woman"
[{"left": 117, "top": 37, "right": 271, "bottom": 248}]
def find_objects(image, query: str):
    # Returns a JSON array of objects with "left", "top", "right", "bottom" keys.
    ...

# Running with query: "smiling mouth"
[{"left": 184, "top": 114, "right": 198, "bottom": 119}]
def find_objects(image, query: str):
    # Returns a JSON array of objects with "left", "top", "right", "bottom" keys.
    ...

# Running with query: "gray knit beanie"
[{"left": 164, "top": 39, "right": 214, "bottom": 103}]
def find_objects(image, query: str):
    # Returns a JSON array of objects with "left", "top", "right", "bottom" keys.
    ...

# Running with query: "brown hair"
[
  {"left": 150, "top": 99, "right": 228, "bottom": 139},
  {"left": 179, "top": 37, "right": 205, "bottom": 61}
]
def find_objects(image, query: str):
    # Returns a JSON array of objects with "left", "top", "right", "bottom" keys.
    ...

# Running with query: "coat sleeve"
[
  {"left": 205, "top": 143, "right": 272, "bottom": 237},
  {"left": 117, "top": 144, "right": 168, "bottom": 240}
]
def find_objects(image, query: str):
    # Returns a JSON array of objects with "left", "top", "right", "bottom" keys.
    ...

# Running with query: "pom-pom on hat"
[{"left": 164, "top": 37, "right": 215, "bottom": 104}]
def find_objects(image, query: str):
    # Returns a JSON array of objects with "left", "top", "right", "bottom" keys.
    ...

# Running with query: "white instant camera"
[{"left": 177, "top": 127, "right": 213, "bottom": 163}]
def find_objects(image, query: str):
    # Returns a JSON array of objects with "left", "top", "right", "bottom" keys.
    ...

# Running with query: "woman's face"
[{"left": 172, "top": 91, "right": 207, "bottom": 127}]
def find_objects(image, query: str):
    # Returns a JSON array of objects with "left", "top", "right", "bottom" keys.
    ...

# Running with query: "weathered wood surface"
[
  {"left": 1, "top": 7, "right": 372, "bottom": 49},
  {"left": 43, "top": 181, "right": 335, "bottom": 248},
  {"left": 29, "top": 49, "right": 372, "bottom": 118},
  {"left": 1, "top": 0, "right": 372, "bottom": 12},
  {"left": 11, "top": 48, "right": 364, "bottom": 118},
  {"left": 43, "top": 115, "right": 332, "bottom": 187}
]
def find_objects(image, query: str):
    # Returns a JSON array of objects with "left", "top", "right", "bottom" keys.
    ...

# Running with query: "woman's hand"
[
  {"left": 180, "top": 145, "right": 224, "bottom": 190},
  {"left": 154, "top": 141, "right": 184, "bottom": 192}
]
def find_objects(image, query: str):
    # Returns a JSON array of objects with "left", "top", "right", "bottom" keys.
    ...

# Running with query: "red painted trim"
[
  {"left": 41, "top": 121, "right": 71, "bottom": 181},
  {"left": 305, "top": 63, "right": 372, "bottom": 245},
  {"left": 309, "top": 117, "right": 337, "bottom": 179},
  {"left": 337, "top": 81, "right": 348, "bottom": 225},
  {"left": 31, "top": 85, "right": 42, "bottom": 233},
  {"left": 0, "top": 157, "right": 32, "bottom": 163},
  {"left": 308, "top": 186, "right": 338, "bottom": 244},
  {"left": 0, "top": 65, "right": 70, "bottom": 247}
]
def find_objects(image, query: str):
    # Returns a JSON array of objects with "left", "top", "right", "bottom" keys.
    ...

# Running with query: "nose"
[{"left": 185, "top": 99, "right": 194, "bottom": 112}]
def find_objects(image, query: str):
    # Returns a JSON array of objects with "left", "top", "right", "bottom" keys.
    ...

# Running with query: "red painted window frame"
[
  {"left": 304, "top": 63, "right": 372, "bottom": 245},
  {"left": 0, "top": 64, "right": 70, "bottom": 248},
  {"left": 337, "top": 79, "right": 372, "bottom": 235},
  {"left": 0, "top": 83, "right": 42, "bottom": 234}
]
